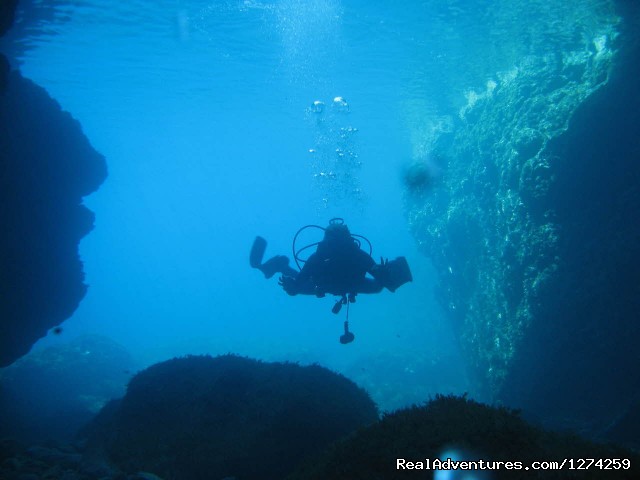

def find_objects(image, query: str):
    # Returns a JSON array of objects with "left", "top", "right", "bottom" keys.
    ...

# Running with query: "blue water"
[
  {"left": 2, "top": 0, "right": 513, "bottom": 410},
  {"left": 7, "top": 0, "right": 619, "bottom": 414}
]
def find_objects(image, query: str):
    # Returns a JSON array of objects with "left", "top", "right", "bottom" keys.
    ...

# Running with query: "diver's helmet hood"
[
  {"left": 323, "top": 219, "right": 352, "bottom": 245},
  {"left": 324, "top": 223, "right": 350, "bottom": 239}
]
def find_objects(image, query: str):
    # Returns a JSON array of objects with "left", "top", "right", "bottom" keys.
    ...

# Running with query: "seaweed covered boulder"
[
  {"left": 288, "top": 395, "right": 640, "bottom": 480},
  {"left": 83, "top": 354, "right": 378, "bottom": 480}
]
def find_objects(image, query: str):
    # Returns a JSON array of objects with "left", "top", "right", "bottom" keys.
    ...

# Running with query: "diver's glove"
[
  {"left": 372, "top": 256, "right": 413, "bottom": 292},
  {"left": 278, "top": 275, "right": 298, "bottom": 296},
  {"left": 371, "top": 257, "right": 391, "bottom": 285}
]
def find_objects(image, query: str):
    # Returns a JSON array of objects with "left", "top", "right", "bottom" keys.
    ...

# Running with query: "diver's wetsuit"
[
  {"left": 251, "top": 219, "right": 412, "bottom": 299},
  {"left": 282, "top": 233, "right": 382, "bottom": 297},
  {"left": 251, "top": 219, "right": 412, "bottom": 343}
]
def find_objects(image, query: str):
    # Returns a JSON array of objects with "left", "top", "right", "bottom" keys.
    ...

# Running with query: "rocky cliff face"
[
  {"left": 0, "top": 0, "right": 18, "bottom": 37},
  {"left": 405, "top": 2, "right": 639, "bottom": 436},
  {"left": 1, "top": 2, "right": 107, "bottom": 366}
]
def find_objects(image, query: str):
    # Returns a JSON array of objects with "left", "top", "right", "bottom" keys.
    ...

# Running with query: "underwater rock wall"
[
  {"left": 405, "top": 2, "right": 639, "bottom": 436},
  {"left": 500, "top": 9, "right": 640, "bottom": 436},
  {"left": 0, "top": 6, "right": 107, "bottom": 366}
]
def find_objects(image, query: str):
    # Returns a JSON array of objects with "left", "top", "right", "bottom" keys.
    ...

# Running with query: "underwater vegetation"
[
  {"left": 0, "top": 335, "right": 133, "bottom": 443},
  {"left": 82, "top": 354, "right": 378, "bottom": 480},
  {"left": 287, "top": 394, "right": 640, "bottom": 480}
]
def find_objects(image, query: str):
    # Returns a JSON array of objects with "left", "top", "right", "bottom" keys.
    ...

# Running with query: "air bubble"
[
  {"left": 332, "top": 96, "right": 349, "bottom": 112},
  {"left": 314, "top": 171, "right": 336, "bottom": 179},
  {"left": 310, "top": 100, "right": 324, "bottom": 113}
]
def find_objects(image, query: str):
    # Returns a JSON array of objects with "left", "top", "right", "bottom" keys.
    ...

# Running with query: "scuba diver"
[{"left": 250, "top": 218, "right": 412, "bottom": 344}]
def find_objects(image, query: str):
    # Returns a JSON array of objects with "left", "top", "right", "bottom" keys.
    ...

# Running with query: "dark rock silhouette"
[
  {"left": 0, "top": 0, "right": 18, "bottom": 37},
  {"left": 82, "top": 354, "right": 378, "bottom": 480},
  {"left": 288, "top": 395, "right": 640, "bottom": 480},
  {"left": 0, "top": 67, "right": 107, "bottom": 366}
]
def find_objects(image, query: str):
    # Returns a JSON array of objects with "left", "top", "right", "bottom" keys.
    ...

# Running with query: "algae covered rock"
[
  {"left": 83, "top": 354, "right": 378, "bottom": 480},
  {"left": 404, "top": 1, "right": 640, "bottom": 440},
  {"left": 288, "top": 395, "right": 639, "bottom": 480}
]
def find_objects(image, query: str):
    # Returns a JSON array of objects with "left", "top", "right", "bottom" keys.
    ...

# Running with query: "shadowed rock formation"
[
  {"left": 404, "top": 2, "right": 639, "bottom": 440},
  {"left": 82, "top": 354, "right": 379, "bottom": 480},
  {"left": 287, "top": 395, "right": 640, "bottom": 480},
  {"left": 0, "top": 65, "right": 107, "bottom": 366},
  {"left": 0, "top": 0, "right": 18, "bottom": 37}
]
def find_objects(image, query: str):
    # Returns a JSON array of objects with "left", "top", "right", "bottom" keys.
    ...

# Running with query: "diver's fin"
[
  {"left": 384, "top": 256, "right": 413, "bottom": 292},
  {"left": 260, "top": 255, "right": 292, "bottom": 279},
  {"left": 250, "top": 236, "right": 267, "bottom": 269},
  {"left": 251, "top": 236, "right": 298, "bottom": 278}
]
